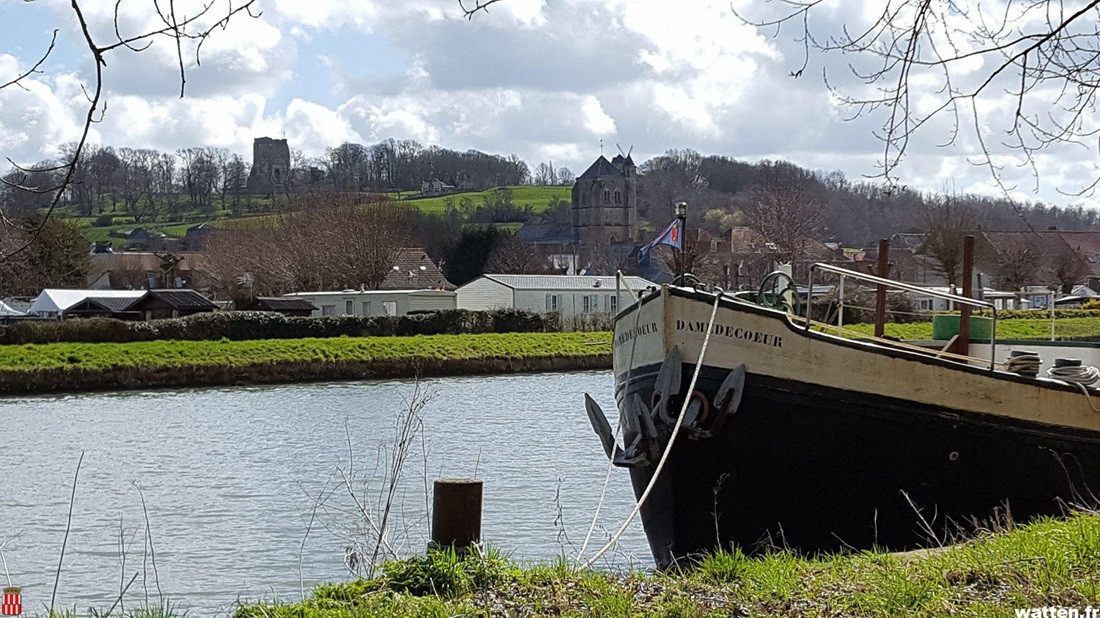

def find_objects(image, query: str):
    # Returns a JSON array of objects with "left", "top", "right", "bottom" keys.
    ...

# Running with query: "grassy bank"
[
  {"left": 0, "top": 332, "right": 612, "bottom": 395},
  {"left": 234, "top": 512, "right": 1100, "bottom": 617},
  {"left": 844, "top": 316, "right": 1100, "bottom": 341}
]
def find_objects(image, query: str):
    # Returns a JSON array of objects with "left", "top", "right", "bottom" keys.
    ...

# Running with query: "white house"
[
  {"left": 905, "top": 286, "right": 1026, "bottom": 312},
  {"left": 28, "top": 289, "right": 146, "bottom": 318},
  {"left": 455, "top": 274, "right": 657, "bottom": 319},
  {"left": 281, "top": 289, "right": 456, "bottom": 317}
]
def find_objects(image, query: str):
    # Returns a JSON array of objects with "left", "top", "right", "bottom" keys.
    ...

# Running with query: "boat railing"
[{"left": 806, "top": 263, "right": 998, "bottom": 371}]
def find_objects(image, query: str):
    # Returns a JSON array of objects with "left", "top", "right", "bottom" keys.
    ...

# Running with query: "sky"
[{"left": 1, "top": 0, "right": 1099, "bottom": 209}]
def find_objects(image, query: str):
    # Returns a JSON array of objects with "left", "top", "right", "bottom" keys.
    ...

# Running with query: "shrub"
[{"left": 0, "top": 309, "right": 569, "bottom": 345}]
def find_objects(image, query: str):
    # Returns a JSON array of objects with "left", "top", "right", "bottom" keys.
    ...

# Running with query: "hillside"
[{"left": 69, "top": 186, "right": 571, "bottom": 245}]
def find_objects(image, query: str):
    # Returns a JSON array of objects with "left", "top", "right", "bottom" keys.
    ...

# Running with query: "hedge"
[{"left": 0, "top": 309, "right": 565, "bottom": 345}]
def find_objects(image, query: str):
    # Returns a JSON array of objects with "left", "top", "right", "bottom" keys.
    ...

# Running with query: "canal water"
[{"left": 0, "top": 371, "right": 648, "bottom": 615}]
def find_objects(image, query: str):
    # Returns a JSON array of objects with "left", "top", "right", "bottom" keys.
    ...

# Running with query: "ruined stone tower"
[
  {"left": 571, "top": 153, "right": 637, "bottom": 247},
  {"left": 246, "top": 137, "right": 290, "bottom": 194}
]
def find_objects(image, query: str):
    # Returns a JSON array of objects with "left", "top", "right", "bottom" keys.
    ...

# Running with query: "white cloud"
[{"left": 1, "top": 0, "right": 1099, "bottom": 211}]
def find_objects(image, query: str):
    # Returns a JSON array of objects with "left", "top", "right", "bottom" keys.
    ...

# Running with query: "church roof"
[{"left": 578, "top": 156, "right": 625, "bottom": 179}]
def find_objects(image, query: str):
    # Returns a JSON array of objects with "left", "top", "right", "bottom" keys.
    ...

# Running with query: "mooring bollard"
[{"left": 431, "top": 478, "right": 483, "bottom": 550}]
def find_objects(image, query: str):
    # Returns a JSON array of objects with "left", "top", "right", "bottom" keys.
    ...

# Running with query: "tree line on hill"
[
  {"left": 0, "top": 138, "right": 568, "bottom": 225},
  {"left": 641, "top": 149, "right": 1100, "bottom": 248},
  {"left": 6, "top": 139, "right": 1100, "bottom": 297}
]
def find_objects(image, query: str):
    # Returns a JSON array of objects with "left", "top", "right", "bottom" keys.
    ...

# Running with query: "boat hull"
[{"left": 611, "top": 288, "right": 1100, "bottom": 568}]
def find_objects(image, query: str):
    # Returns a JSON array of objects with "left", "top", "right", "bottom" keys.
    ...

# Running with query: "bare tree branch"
[
  {"left": 736, "top": 0, "right": 1100, "bottom": 196},
  {"left": 460, "top": 0, "right": 506, "bottom": 19},
  {"left": 0, "top": 0, "right": 258, "bottom": 261}
]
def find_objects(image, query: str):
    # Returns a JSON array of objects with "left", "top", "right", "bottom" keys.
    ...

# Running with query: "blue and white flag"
[{"left": 638, "top": 219, "right": 682, "bottom": 266}]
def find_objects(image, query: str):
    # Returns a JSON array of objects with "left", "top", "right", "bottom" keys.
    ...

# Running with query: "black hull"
[{"left": 617, "top": 363, "right": 1100, "bottom": 568}]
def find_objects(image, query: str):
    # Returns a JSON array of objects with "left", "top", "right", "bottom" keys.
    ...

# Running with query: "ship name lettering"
[
  {"left": 617, "top": 322, "right": 659, "bottom": 345},
  {"left": 675, "top": 320, "right": 783, "bottom": 348}
]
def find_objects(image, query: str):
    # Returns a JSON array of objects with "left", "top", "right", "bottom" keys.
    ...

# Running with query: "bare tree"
[
  {"left": 178, "top": 148, "right": 219, "bottom": 215},
  {"left": 0, "top": 0, "right": 258, "bottom": 259},
  {"left": 0, "top": 217, "right": 88, "bottom": 295},
  {"left": 484, "top": 233, "right": 556, "bottom": 273},
  {"left": 734, "top": 1, "right": 1100, "bottom": 195},
  {"left": 115, "top": 148, "right": 159, "bottom": 224},
  {"left": 744, "top": 162, "right": 825, "bottom": 267},
  {"left": 997, "top": 245, "right": 1040, "bottom": 291},
  {"left": 1052, "top": 245, "right": 1090, "bottom": 293},
  {"left": 202, "top": 194, "right": 412, "bottom": 296},
  {"left": 919, "top": 196, "right": 981, "bottom": 286}
]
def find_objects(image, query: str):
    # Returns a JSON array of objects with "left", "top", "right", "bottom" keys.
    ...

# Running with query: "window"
[
  {"left": 321, "top": 305, "right": 335, "bottom": 316},
  {"left": 383, "top": 301, "right": 397, "bottom": 316},
  {"left": 583, "top": 295, "right": 601, "bottom": 313},
  {"left": 603, "top": 189, "right": 610, "bottom": 203},
  {"left": 362, "top": 301, "right": 372, "bottom": 316},
  {"left": 609, "top": 295, "right": 618, "bottom": 313},
  {"left": 345, "top": 300, "right": 354, "bottom": 315},
  {"left": 546, "top": 294, "right": 560, "bottom": 312},
  {"left": 919, "top": 299, "right": 932, "bottom": 311},
  {"left": 614, "top": 190, "right": 622, "bottom": 204}
]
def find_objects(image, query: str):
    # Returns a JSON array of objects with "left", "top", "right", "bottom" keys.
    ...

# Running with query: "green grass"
[
  {"left": 401, "top": 186, "right": 569, "bottom": 214},
  {"left": 0, "top": 332, "right": 611, "bottom": 372},
  {"left": 843, "top": 317, "right": 1100, "bottom": 341},
  {"left": 234, "top": 512, "right": 1100, "bottom": 617},
  {"left": 72, "top": 187, "right": 568, "bottom": 243}
]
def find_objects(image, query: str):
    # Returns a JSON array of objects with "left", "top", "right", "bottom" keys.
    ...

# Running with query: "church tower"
[{"left": 571, "top": 153, "right": 637, "bottom": 247}]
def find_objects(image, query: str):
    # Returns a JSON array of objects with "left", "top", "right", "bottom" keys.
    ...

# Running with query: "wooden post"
[
  {"left": 431, "top": 479, "right": 483, "bottom": 550},
  {"left": 957, "top": 235, "right": 975, "bottom": 356},
  {"left": 874, "top": 239, "right": 889, "bottom": 337}
]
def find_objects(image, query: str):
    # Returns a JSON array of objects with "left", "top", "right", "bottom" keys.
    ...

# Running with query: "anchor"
[
  {"left": 585, "top": 393, "right": 662, "bottom": 467},
  {"left": 653, "top": 346, "right": 683, "bottom": 426},
  {"left": 684, "top": 364, "right": 746, "bottom": 440}
]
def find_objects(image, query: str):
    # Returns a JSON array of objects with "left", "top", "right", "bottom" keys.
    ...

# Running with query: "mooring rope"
[
  {"left": 1047, "top": 364, "right": 1100, "bottom": 385},
  {"left": 1044, "top": 363, "right": 1100, "bottom": 413},
  {"left": 579, "top": 290, "right": 724, "bottom": 570},
  {"left": 575, "top": 272, "right": 641, "bottom": 565}
]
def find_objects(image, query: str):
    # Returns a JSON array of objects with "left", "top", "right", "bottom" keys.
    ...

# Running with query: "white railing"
[{"left": 807, "top": 263, "right": 999, "bottom": 370}]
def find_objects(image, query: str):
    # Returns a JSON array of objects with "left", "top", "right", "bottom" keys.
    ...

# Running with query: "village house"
[
  {"left": 87, "top": 252, "right": 209, "bottom": 290},
  {"left": 455, "top": 274, "right": 656, "bottom": 320},
  {"left": 281, "top": 289, "right": 456, "bottom": 317},
  {"left": 380, "top": 248, "right": 455, "bottom": 290}
]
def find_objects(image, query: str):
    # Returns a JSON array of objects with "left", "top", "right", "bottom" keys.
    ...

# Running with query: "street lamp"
[{"left": 675, "top": 202, "right": 688, "bottom": 281}]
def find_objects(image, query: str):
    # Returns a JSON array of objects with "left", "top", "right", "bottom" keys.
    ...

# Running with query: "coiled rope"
[
  {"left": 1005, "top": 352, "right": 1041, "bottom": 376},
  {"left": 579, "top": 291, "right": 724, "bottom": 570},
  {"left": 1047, "top": 364, "right": 1100, "bottom": 385},
  {"left": 1045, "top": 361, "right": 1100, "bottom": 413}
]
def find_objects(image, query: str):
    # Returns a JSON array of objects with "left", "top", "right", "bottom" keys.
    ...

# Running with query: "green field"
[
  {"left": 0, "top": 331, "right": 610, "bottom": 372},
  {"left": 399, "top": 185, "right": 570, "bottom": 214},
  {"left": 843, "top": 316, "right": 1100, "bottom": 341},
  {"left": 235, "top": 512, "right": 1100, "bottom": 617},
  {"left": 72, "top": 186, "right": 569, "bottom": 243}
]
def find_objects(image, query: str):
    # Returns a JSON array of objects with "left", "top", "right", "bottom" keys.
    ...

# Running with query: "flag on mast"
[{"left": 638, "top": 219, "right": 682, "bottom": 266}]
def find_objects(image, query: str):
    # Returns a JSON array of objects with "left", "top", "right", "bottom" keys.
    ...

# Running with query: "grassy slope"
[
  {"left": 402, "top": 186, "right": 569, "bottom": 214},
  {"left": 843, "top": 317, "right": 1100, "bottom": 341},
  {"left": 74, "top": 186, "right": 569, "bottom": 242},
  {"left": 0, "top": 332, "right": 611, "bottom": 372},
  {"left": 234, "top": 512, "right": 1100, "bottom": 617}
]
